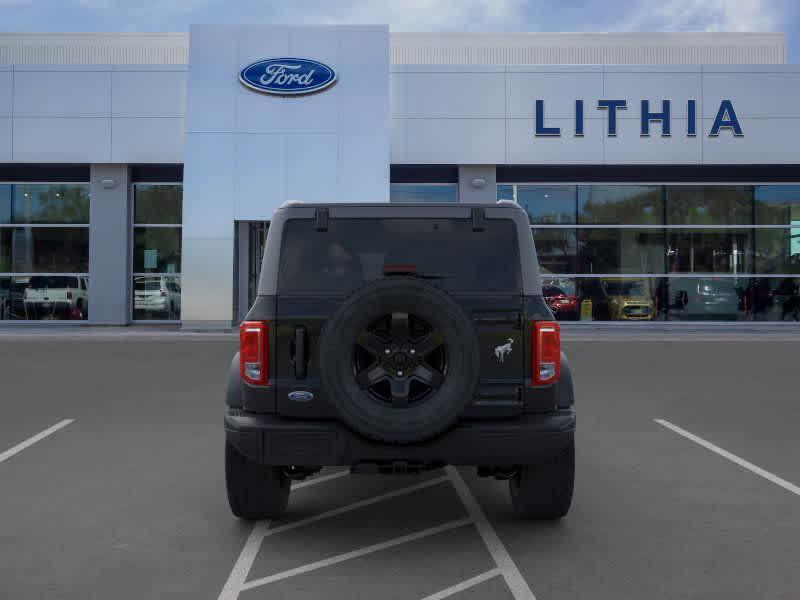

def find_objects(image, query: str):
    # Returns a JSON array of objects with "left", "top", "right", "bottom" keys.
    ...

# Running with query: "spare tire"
[{"left": 319, "top": 277, "right": 479, "bottom": 444}]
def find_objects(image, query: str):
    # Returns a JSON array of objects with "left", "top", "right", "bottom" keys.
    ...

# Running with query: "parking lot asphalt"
[{"left": 1, "top": 332, "right": 798, "bottom": 600}]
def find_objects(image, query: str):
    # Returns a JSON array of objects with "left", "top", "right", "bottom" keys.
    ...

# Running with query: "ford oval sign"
[
  {"left": 239, "top": 58, "right": 337, "bottom": 96},
  {"left": 288, "top": 390, "right": 314, "bottom": 402}
]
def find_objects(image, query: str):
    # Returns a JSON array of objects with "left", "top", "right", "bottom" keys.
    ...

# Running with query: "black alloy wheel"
[
  {"left": 353, "top": 312, "right": 446, "bottom": 408},
  {"left": 319, "top": 277, "right": 480, "bottom": 443}
]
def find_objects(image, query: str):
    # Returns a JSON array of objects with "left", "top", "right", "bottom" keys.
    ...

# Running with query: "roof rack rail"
[
  {"left": 471, "top": 207, "right": 486, "bottom": 231},
  {"left": 315, "top": 207, "right": 329, "bottom": 231}
]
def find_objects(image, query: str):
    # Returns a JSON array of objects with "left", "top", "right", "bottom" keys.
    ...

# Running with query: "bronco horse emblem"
[{"left": 494, "top": 338, "right": 514, "bottom": 363}]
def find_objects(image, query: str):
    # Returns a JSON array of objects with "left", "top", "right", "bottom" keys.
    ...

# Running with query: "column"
[
  {"left": 458, "top": 166, "right": 497, "bottom": 204},
  {"left": 88, "top": 164, "right": 131, "bottom": 325}
]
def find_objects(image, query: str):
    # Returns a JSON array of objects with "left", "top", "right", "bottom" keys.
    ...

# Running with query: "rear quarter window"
[{"left": 277, "top": 218, "right": 521, "bottom": 294}]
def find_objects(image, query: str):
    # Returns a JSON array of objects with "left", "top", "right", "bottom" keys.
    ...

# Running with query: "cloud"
[
  {"left": 621, "top": 0, "right": 780, "bottom": 32},
  {"left": 74, "top": 0, "right": 215, "bottom": 16},
  {"left": 54, "top": 0, "right": 525, "bottom": 33},
  {"left": 277, "top": 0, "right": 524, "bottom": 31},
  {"left": 0, "top": 0, "right": 787, "bottom": 40}
]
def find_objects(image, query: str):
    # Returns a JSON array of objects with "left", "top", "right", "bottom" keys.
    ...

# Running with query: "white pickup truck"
[
  {"left": 133, "top": 275, "right": 181, "bottom": 319},
  {"left": 23, "top": 275, "right": 88, "bottom": 320}
]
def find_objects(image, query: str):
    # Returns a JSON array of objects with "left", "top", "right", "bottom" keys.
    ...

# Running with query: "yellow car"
[{"left": 600, "top": 279, "right": 655, "bottom": 321}]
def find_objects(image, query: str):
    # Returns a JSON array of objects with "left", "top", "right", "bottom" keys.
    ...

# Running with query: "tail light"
[
  {"left": 240, "top": 321, "right": 269, "bottom": 386},
  {"left": 531, "top": 320, "right": 560, "bottom": 386}
]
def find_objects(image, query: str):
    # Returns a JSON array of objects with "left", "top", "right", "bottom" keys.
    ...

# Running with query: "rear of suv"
[{"left": 225, "top": 202, "right": 576, "bottom": 520}]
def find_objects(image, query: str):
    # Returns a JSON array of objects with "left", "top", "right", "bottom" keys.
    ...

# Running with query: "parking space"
[{"left": 0, "top": 332, "right": 798, "bottom": 599}]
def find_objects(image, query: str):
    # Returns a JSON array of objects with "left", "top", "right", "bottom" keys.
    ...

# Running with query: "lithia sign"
[{"left": 534, "top": 99, "right": 743, "bottom": 138}]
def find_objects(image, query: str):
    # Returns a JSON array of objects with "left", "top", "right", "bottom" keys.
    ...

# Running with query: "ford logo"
[
  {"left": 288, "top": 390, "right": 315, "bottom": 402},
  {"left": 239, "top": 57, "right": 337, "bottom": 96}
]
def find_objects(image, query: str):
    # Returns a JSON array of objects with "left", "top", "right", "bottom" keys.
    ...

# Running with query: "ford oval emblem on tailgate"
[
  {"left": 239, "top": 58, "right": 337, "bottom": 96},
  {"left": 288, "top": 390, "right": 315, "bottom": 402}
]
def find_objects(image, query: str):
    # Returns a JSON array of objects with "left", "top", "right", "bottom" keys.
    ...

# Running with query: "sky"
[{"left": 0, "top": 0, "right": 797, "bottom": 62}]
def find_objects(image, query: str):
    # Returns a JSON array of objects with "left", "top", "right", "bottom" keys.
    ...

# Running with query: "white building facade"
[{"left": 0, "top": 28, "right": 798, "bottom": 326}]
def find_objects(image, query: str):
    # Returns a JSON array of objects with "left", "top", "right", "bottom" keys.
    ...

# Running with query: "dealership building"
[{"left": 0, "top": 27, "right": 798, "bottom": 327}]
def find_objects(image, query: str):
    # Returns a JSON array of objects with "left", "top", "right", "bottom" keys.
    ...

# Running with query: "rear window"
[
  {"left": 29, "top": 276, "right": 79, "bottom": 289},
  {"left": 698, "top": 279, "right": 737, "bottom": 295},
  {"left": 544, "top": 285, "right": 567, "bottom": 296},
  {"left": 277, "top": 218, "right": 521, "bottom": 294},
  {"left": 135, "top": 278, "right": 159, "bottom": 292}
]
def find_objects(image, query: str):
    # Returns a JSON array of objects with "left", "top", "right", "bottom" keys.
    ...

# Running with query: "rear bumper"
[
  {"left": 225, "top": 409, "right": 575, "bottom": 467},
  {"left": 24, "top": 300, "right": 70, "bottom": 308}
]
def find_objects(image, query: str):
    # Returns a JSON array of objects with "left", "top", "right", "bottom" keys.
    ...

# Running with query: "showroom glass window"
[
  {"left": 0, "top": 183, "right": 90, "bottom": 321},
  {"left": 498, "top": 183, "right": 800, "bottom": 322},
  {"left": 666, "top": 186, "right": 752, "bottom": 225},
  {"left": 132, "top": 184, "right": 182, "bottom": 321},
  {"left": 578, "top": 185, "right": 663, "bottom": 225},
  {"left": 502, "top": 185, "right": 576, "bottom": 224},
  {"left": 390, "top": 184, "right": 458, "bottom": 203},
  {"left": 754, "top": 185, "right": 800, "bottom": 276}
]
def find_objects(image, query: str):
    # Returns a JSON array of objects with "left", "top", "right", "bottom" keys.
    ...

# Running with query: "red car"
[{"left": 543, "top": 284, "right": 579, "bottom": 320}]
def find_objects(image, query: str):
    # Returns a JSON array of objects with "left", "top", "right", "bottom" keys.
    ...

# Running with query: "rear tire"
[
  {"left": 509, "top": 440, "right": 574, "bottom": 520},
  {"left": 225, "top": 440, "right": 290, "bottom": 520}
]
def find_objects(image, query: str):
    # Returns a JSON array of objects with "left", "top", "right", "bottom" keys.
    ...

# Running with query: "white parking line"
[
  {"left": 292, "top": 469, "right": 350, "bottom": 489},
  {"left": 217, "top": 520, "right": 271, "bottom": 600},
  {"left": 445, "top": 466, "right": 537, "bottom": 600},
  {"left": 655, "top": 418, "right": 800, "bottom": 497},
  {"left": 267, "top": 476, "right": 449, "bottom": 538},
  {"left": 217, "top": 475, "right": 448, "bottom": 600},
  {"left": 240, "top": 518, "right": 473, "bottom": 591},
  {"left": 0, "top": 419, "right": 74, "bottom": 464},
  {"left": 419, "top": 568, "right": 501, "bottom": 600},
  {"left": 219, "top": 468, "right": 536, "bottom": 599},
  {"left": 217, "top": 470, "right": 346, "bottom": 600}
]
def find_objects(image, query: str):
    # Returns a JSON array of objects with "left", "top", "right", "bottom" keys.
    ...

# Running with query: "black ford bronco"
[{"left": 225, "top": 202, "right": 575, "bottom": 520}]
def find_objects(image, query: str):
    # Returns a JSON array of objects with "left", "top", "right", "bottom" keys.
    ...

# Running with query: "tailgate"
[
  {"left": 26, "top": 289, "right": 67, "bottom": 302},
  {"left": 273, "top": 296, "right": 338, "bottom": 418},
  {"left": 463, "top": 295, "right": 526, "bottom": 418}
]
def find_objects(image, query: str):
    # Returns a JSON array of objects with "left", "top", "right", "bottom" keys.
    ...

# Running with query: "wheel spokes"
[
  {"left": 412, "top": 364, "right": 444, "bottom": 389},
  {"left": 414, "top": 331, "right": 444, "bottom": 356},
  {"left": 354, "top": 311, "right": 446, "bottom": 408},
  {"left": 390, "top": 312, "right": 411, "bottom": 341},
  {"left": 356, "top": 331, "right": 386, "bottom": 357},
  {"left": 389, "top": 377, "right": 411, "bottom": 408},
  {"left": 356, "top": 365, "right": 388, "bottom": 389}
]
